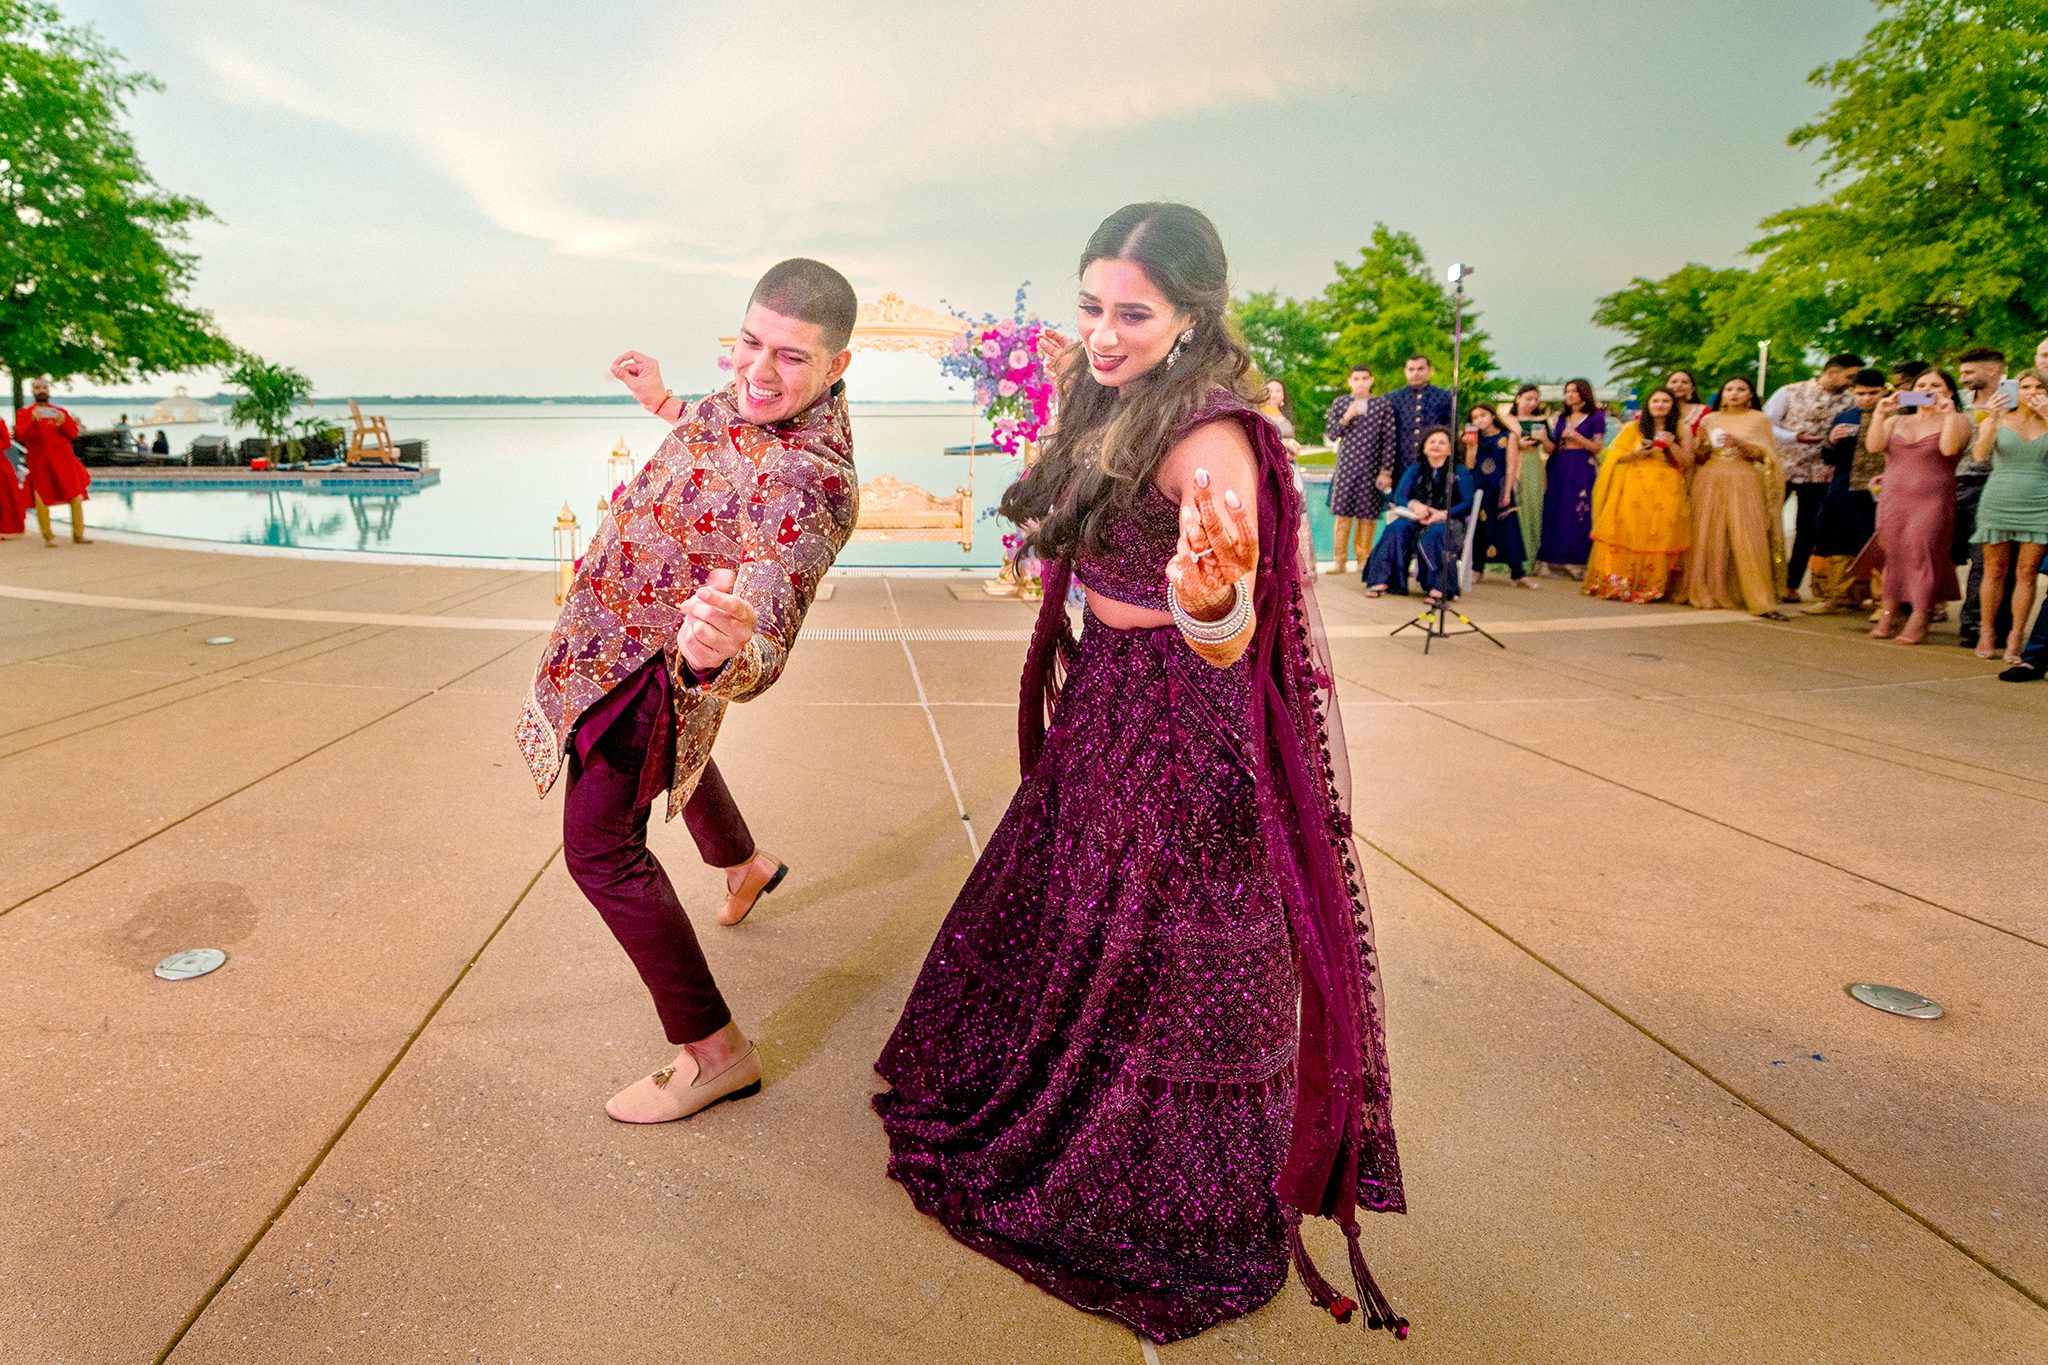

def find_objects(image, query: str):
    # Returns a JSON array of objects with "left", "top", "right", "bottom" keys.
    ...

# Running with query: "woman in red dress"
[{"left": 0, "top": 413, "right": 28, "bottom": 537}]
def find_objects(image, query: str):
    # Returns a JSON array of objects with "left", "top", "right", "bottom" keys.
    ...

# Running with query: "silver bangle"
[{"left": 1170, "top": 576, "right": 1252, "bottom": 643}]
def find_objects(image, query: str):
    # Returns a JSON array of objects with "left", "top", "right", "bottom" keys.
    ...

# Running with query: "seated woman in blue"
[{"left": 1363, "top": 426, "right": 1475, "bottom": 601}]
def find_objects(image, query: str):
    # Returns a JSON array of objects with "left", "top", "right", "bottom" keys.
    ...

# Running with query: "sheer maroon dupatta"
[{"left": 1019, "top": 394, "right": 1408, "bottom": 1336}]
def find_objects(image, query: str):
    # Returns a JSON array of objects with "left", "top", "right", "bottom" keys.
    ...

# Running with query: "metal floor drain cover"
[
  {"left": 204, "top": 636, "right": 237, "bottom": 646},
  {"left": 1847, "top": 983, "right": 1942, "bottom": 1018},
  {"left": 155, "top": 948, "right": 227, "bottom": 981}
]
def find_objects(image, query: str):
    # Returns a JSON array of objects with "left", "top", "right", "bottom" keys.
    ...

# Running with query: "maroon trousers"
[{"left": 562, "top": 661, "right": 754, "bottom": 1043}]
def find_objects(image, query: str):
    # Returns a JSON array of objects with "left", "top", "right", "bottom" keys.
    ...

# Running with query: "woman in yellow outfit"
[{"left": 1584, "top": 387, "right": 1693, "bottom": 602}]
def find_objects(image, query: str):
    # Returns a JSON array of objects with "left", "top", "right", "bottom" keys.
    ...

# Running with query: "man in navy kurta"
[{"left": 1389, "top": 355, "right": 1453, "bottom": 482}]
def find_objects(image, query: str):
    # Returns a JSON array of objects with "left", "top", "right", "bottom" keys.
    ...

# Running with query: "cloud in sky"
[
  {"left": 68, "top": 0, "right": 1880, "bottom": 396},
  {"left": 186, "top": 0, "right": 1379, "bottom": 277}
]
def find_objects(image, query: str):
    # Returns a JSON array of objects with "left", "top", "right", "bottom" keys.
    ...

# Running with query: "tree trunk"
[{"left": 8, "top": 372, "right": 22, "bottom": 414}]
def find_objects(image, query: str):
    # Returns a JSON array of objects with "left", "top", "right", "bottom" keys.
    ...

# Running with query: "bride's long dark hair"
[{"left": 1001, "top": 202, "right": 1256, "bottom": 557}]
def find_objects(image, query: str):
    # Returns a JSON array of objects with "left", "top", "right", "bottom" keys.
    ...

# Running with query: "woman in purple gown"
[
  {"left": 1538, "top": 377, "right": 1606, "bottom": 575},
  {"left": 874, "top": 203, "right": 1407, "bottom": 1344}
]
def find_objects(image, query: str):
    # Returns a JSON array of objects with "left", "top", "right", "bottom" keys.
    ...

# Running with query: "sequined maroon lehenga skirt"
[{"left": 873, "top": 615, "right": 1298, "bottom": 1343}]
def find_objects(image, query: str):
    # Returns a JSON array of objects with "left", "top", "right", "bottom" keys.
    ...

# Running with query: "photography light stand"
[{"left": 1390, "top": 262, "right": 1504, "bottom": 653}]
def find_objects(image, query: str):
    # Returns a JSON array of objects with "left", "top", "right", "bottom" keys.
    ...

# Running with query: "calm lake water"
[{"left": 71, "top": 399, "right": 1341, "bottom": 568}]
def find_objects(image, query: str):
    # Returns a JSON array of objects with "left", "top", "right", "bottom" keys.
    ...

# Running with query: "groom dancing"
[{"left": 516, "top": 258, "right": 860, "bottom": 1123}]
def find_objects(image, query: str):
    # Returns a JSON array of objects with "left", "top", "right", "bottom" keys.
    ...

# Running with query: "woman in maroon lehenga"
[{"left": 873, "top": 203, "right": 1408, "bottom": 1344}]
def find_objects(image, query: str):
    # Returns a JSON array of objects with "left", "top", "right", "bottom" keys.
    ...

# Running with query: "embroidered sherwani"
[{"left": 516, "top": 382, "right": 857, "bottom": 819}]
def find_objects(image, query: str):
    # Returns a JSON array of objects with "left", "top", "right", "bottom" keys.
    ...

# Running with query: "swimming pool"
[{"left": 71, "top": 400, "right": 1344, "bottom": 568}]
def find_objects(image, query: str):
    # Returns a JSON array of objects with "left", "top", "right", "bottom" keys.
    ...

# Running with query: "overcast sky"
[{"left": 67, "top": 0, "right": 1879, "bottom": 400}]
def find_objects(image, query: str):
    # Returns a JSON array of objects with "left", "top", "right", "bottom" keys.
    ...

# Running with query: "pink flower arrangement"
[{"left": 940, "top": 284, "right": 1057, "bottom": 457}]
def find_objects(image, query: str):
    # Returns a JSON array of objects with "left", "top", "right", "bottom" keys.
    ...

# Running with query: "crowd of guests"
[{"left": 1284, "top": 337, "right": 2048, "bottom": 682}]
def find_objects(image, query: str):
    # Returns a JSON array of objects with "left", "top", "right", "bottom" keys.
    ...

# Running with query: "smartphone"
[
  {"left": 1895, "top": 390, "right": 1933, "bottom": 409},
  {"left": 1998, "top": 378, "right": 2021, "bottom": 406}
]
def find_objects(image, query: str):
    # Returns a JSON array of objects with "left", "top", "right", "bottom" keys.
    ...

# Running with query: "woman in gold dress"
[
  {"left": 1584, "top": 387, "right": 1692, "bottom": 602},
  {"left": 1677, "top": 376, "right": 1789, "bottom": 618}
]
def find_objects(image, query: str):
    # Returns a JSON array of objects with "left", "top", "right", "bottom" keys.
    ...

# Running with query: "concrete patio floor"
[{"left": 3, "top": 539, "right": 2045, "bottom": 1364}]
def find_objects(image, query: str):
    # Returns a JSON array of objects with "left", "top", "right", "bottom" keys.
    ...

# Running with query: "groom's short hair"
[{"left": 749, "top": 258, "right": 859, "bottom": 352}]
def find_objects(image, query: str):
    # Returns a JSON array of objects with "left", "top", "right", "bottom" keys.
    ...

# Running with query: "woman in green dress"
[
  {"left": 1968, "top": 368, "right": 2048, "bottom": 662},
  {"left": 1507, "top": 384, "right": 1548, "bottom": 575}
]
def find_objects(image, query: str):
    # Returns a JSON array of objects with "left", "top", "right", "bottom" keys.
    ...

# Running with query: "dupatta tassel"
[
  {"left": 1343, "top": 1221, "right": 1409, "bottom": 1339},
  {"left": 1283, "top": 1207, "right": 1354, "bottom": 1323}
]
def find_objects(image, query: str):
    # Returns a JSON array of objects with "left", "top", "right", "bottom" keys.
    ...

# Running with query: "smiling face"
[
  {"left": 1473, "top": 407, "right": 1498, "bottom": 432},
  {"left": 1647, "top": 390, "right": 1674, "bottom": 421},
  {"left": 1404, "top": 357, "right": 1431, "bottom": 388},
  {"left": 1422, "top": 431, "right": 1452, "bottom": 466},
  {"left": 1958, "top": 357, "right": 2002, "bottom": 393},
  {"left": 1076, "top": 258, "right": 1184, "bottom": 388},
  {"left": 729, "top": 303, "right": 849, "bottom": 425}
]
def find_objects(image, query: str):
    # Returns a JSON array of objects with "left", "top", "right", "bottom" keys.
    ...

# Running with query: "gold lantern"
[
  {"left": 552, "top": 502, "right": 580, "bottom": 605},
  {"left": 608, "top": 438, "right": 635, "bottom": 500}
]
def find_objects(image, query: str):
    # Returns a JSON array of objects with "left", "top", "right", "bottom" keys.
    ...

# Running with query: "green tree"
[
  {"left": 1228, "top": 288, "right": 1332, "bottom": 432},
  {"left": 1320, "top": 225, "right": 1497, "bottom": 418},
  {"left": 1593, "top": 263, "right": 1814, "bottom": 396},
  {"left": 224, "top": 351, "right": 314, "bottom": 459},
  {"left": 1747, "top": 0, "right": 2048, "bottom": 363},
  {"left": 0, "top": 0, "right": 230, "bottom": 409}
]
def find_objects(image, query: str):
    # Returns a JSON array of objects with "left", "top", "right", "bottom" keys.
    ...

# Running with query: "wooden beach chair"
[
  {"left": 850, "top": 474, "right": 973, "bottom": 550},
  {"left": 346, "top": 399, "right": 399, "bottom": 465}
]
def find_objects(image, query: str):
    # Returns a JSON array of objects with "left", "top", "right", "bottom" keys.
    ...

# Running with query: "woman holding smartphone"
[
  {"left": 1585, "top": 387, "right": 1692, "bottom": 602},
  {"left": 1461, "top": 403, "right": 1535, "bottom": 587},
  {"left": 1538, "top": 378, "right": 1605, "bottom": 578},
  {"left": 1864, "top": 368, "right": 1974, "bottom": 644},
  {"left": 1967, "top": 369, "right": 2048, "bottom": 661},
  {"left": 1677, "top": 376, "right": 1788, "bottom": 618}
]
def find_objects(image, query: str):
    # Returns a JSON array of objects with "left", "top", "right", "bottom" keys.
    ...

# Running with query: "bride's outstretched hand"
[{"left": 1166, "top": 467, "right": 1258, "bottom": 616}]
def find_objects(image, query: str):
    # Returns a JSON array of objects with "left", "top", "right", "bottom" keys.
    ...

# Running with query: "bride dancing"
[{"left": 872, "top": 202, "right": 1408, "bottom": 1343}]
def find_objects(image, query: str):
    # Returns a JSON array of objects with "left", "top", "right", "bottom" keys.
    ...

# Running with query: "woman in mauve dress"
[
  {"left": 1865, "top": 368, "right": 1974, "bottom": 645},
  {"left": 874, "top": 202, "right": 1408, "bottom": 1345},
  {"left": 1538, "top": 377, "right": 1606, "bottom": 576}
]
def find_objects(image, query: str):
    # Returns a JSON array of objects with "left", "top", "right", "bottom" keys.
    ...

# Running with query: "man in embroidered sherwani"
[{"left": 516, "top": 259, "right": 859, "bottom": 1123}]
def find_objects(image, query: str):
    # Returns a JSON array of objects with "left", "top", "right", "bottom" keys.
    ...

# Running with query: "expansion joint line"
[
  {"left": 883, "top": 580, "right": 981, "bottom": 859},
  {"left": 1342, "top": 678, "right": 2048, "bottom": 958},
  {"left": 1357, "top": 834, "right": 2048, "bottom": 1318},
  {"left": 153, "top": 848, "right": 563, "bottom": 1362}
]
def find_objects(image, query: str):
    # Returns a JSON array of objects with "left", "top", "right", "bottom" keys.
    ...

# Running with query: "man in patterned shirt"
[
  {"left": 516, "top": 259, "right": 859, "bottom": 1125},
  {"left": 1764, "top": 352, "right": 1862, "bottom": 599},
  {"left": 1322, "top": 364, "right": 1396, "bottom": 575}
]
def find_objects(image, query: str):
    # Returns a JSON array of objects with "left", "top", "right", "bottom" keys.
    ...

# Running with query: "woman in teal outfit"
[{"left": 1968, "top": 368, "right": 2048, "bottom": 663}]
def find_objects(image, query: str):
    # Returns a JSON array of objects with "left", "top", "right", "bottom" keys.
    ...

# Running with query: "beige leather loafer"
[{"left": 605, "top": 1043, "right": 763, "bottom": 1124}]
